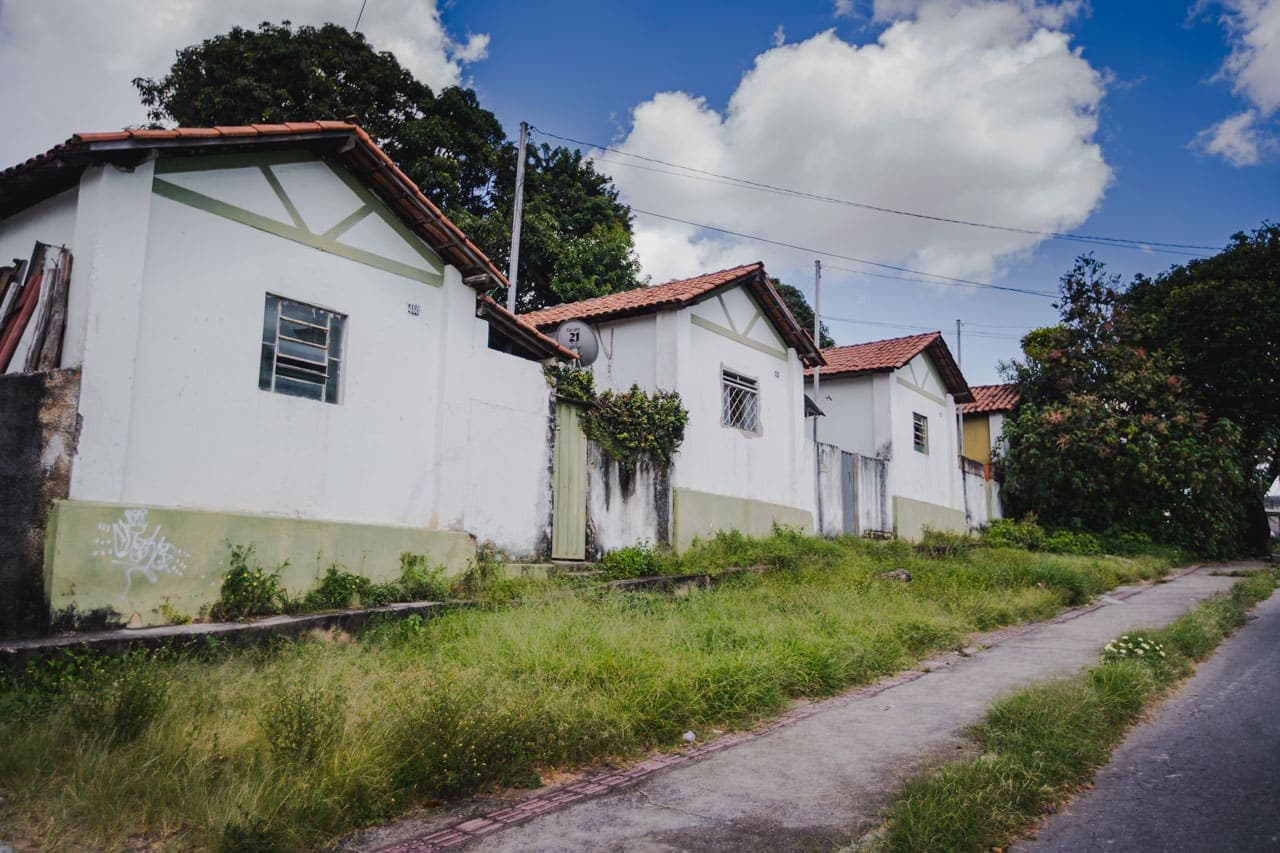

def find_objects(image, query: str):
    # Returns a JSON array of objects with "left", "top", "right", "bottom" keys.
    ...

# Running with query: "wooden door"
[{"left": 551, "top": 402, "right": 587, "bottom": 560}]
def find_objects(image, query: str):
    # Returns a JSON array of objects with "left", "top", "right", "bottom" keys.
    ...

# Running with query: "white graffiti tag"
[{"left": 91, "top": 509, "right": 190, "bottom": 596}]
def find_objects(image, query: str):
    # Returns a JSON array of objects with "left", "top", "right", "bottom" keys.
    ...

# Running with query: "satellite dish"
[{"left": 555, "top": 319, "right": 599, "bottom": 366}]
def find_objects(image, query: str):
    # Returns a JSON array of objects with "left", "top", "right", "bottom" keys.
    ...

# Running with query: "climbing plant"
[{"left": 545, "top": 366, "right": 688, "bottom": 473}]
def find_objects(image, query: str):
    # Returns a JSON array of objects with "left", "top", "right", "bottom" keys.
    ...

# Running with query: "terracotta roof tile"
[
  {"left": 809, "top": 331, "right": 973, "bottom": 402},
  {"left": 520, "top": 263, "right": 824, "bottom": 367},
  {"left": 0, "top": 122, "right": 576, "bottom": 361},
  {"left": 959, "top": 383, "right": 1021, "bottom": 415},
  {"left": 521, "top": 263, "right": 763, "bottom": 327}
]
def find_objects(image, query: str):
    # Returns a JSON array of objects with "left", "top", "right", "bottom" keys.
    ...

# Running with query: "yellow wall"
[{"left": 963, "top": 414, "right": 991, "bottom": 464}]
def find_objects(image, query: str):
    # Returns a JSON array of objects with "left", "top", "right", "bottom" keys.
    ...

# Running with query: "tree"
[
  {"left": 771, "top": 279, "right": 834, "bottom": 347},
  {"left": 134, "top": 21, "right": 641, "bottom": 309},
  {"left": 1124, "top": 224, "right": 1280, "bottom": 550},
  {"left": 1000, "top": 256, "right": 1250, "bottom": 556}
]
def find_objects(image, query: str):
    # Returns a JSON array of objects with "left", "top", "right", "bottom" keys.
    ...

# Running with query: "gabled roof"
[
  {"left": 808, "top": 331, "right": 973, "bottom": 403},
  {"left": 0, "top": 122, "right": 507, "bottom": 291},
  {"left": 1, "top": 122, "right": 574, "bottom": 362},
  {"left": 959, "top": 383, "right": 1021, "bottom": 415},
  {"left": 520, "top": 262, "right": 825, "bottom": 367}
]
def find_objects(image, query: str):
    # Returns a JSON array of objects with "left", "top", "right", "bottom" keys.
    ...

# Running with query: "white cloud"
[
  {"left": 0, "top": 0, "right": 487, "bottom": 167},
  {"left": 1195, "top": 0, "right": 1280, "bottom": 165},
  {"left": 603, "top": 1, "right": 1110, "bottom": 286},
  {"left": 833, "top": 0, "right": 858, "bottom": 18},
  {"left": 1192, "top": 109, "right": 1276, "bottom": 165},
  {"left": 772, "top": 25, "right": 787, "bottom": 48}
]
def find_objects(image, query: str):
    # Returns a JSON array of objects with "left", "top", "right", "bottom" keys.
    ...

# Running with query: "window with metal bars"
[
  {"left": 259, "top": 294, "right": 345, "bottom": 403},
  {"left": 913, "top": 412, "right": 929, "bottom": 454},
  {"left": 721, "top": 369, "right": 759, "bottom": 432}
]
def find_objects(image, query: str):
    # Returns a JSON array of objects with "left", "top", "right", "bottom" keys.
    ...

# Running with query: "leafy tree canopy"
[
  {"left": 1000, "top": 255, "right": 1250, "bottom": 557},
  {"left": 134, "top": 21, "right": 641, "bottom": 310},
  {"left": 771, "top": 279, "right": 834, "bottom": 348},
  {"left": 1124, "top": 224, "right": 1280, "bottom": 485}
]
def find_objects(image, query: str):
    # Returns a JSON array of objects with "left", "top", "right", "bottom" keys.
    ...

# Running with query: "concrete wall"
[
  {"left": 58, "top": 151, "right": 552, "bottom": 557},
  {"left": 0, "top": 189, "right": 78, "bottom": 270},
  {"left": 889, "top": 353, "right": 962, "bottom": 514},
  {"left": 583, "top": 284, "right": 816, "bottom": 546},
  {"left": 673, "top": 487, "right": 813, "bottom": 552},
  {"left": 44, "top": 500, "right": 475, "bottom": 627},
  {"left": 893, "top": 495, "right": 966, "bottom": 541},
  {"left": 0, "top": 368, "right": 80, "bottom": 637},
  {"left": 815, "top": 442, "right": 845, "bottom": 538},
  {"left": 586, "top": 444, "right": 670, "bottom": 553},
  {"left": 811, "top": 372, "right": 892, "bottom": 459}
]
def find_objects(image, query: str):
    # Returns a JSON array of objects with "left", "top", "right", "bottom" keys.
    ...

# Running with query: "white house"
[
  {"left": 522, "top": 263, "right": 825, "bottom": 553},
  {"left": 807, "top": 332, "right": 973, "bottom": 540},
  {"left": 0, "top": 122, "right": 574, "bottom": 628},
  {"left": 959, "top": 383, "right": 1020, "bottom": 524}
]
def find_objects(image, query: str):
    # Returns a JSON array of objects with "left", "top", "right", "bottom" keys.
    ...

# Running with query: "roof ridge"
[{"left": 820, "top": 330, "right": 940, "bottom": 353}]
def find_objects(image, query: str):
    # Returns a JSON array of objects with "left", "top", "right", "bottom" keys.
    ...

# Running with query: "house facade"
[
  {"left": 0, "top": 123, "right": 573, "bottom": 630},
  {"left": 807, "top": 332, "right": 973, "bottom": 540},
  {"left": 523, "top": 263, "right": 824, "bottom": 552}
]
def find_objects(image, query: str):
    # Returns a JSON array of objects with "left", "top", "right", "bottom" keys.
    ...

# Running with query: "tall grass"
[
  {"left": 0, "top": 532, "right": 1173, "bottom": 850},
  {"left": 881, "top": 570, "right": 1279, "bottom": 852}
]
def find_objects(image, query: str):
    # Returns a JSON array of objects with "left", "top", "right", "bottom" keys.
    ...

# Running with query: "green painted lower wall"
[
  {"left": 672, "top": 488, "right": 813, "bottom": 552},
  {"left": 892, "top": 495, "right": 967, "bottom": 541},
  {"left": 44, "top": 500, "right": 476, "bottom": 627}
]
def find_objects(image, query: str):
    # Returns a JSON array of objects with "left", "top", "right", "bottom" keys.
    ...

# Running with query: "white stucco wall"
[
  {"left": 59, "top": 152, "right": 552, "bottom": 555},
  {"left": 675, "top": 287, "right": 811, "bottom": 515},
  {"left": 810, "top": 372, "right": 893, "bottom": 459},
  {"left": 889, "top": 353, "right": 962, "bottom": 513},
  {"left": 0, "top": 189, "right": 78, "bottom": 266},
  {"left": 590, "top": 314, "right": 661, "bottom": 393}
]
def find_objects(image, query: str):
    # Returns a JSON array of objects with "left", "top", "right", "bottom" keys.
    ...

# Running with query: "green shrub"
[
  {"left": 1042, "top": 528, "right": 1103, "bottom": 555},
  {"left": 68, "top": 651, "right": 168, "bottom": 743},
  {"left": 982, "top": 517, "right": 1045, "bottom": 550},
  {"left": 303, "top": 566, "right": 369, "bottom": 610},
  {"left": 601, "top": 542, "right": 669, "bottom": 579},
  {"left": 396, "top": 553, "right": 449, "bottom": 600},
  {"left": 260, "top": 680, "right": 345, "bottom": 764},
  {"left": 915, "top": 528, "right": 974, "bottom": 558},
  {"left": 211, "top": 544, "right": 287, "bottom": 620}
]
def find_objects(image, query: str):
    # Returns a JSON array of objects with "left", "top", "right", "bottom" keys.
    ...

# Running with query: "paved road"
[
  {"left": 370, "top": 566, "right": 1245, "bottom": 852},
  {"left": 1021, "top": 582, "right": 1280, "bottom": 853}
]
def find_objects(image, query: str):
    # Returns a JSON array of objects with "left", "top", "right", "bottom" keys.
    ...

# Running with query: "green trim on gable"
[
  {"left": 152, "top": 169, "right": 444, "bottom": 286},
  {"left": 691, "top": 314, "right": 789, "bottom": 362},
  {"left": 259, "top": 165, "right": 307, "bottom": 230},
  {"left": 155, "top": 150, "right": 320, "bottom": 174},
  {"left": 896, "top": 375, "right": 948, "bottom": 407}
]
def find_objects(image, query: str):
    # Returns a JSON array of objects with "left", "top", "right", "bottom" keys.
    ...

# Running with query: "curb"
[{"left": 377, "top": 564, "right": 1205, "bottom": 851}]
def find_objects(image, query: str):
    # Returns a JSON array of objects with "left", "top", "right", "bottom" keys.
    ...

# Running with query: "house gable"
[
  {"left": 687, "top": 284, "right": 788, "bottom": 362},
  {"left": 896, "top": 352, "right": 950, "bottom": 406},
  {"left": 154, "top": 152, "right": 444, "bottom": 287}
]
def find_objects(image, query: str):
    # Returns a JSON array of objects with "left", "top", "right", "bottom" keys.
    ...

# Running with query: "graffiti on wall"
[{"left": 91, "top": 508, "right": 190, "bottom": 596}]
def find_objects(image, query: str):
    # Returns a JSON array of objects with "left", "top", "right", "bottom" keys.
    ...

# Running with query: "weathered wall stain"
[{"left": 0, "top": 367, "right": 81, "bottom": 637}]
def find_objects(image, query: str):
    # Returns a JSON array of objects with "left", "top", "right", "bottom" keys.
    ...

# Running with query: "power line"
[
  {"left": 630, "top": 207, "right": 1056, "bottom": 297},
  {"left": 532, "top": 126, "right": 1219, "bottom": 254}
]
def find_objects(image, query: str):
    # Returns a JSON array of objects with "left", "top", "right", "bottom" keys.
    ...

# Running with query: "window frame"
[
  {"left": 912, "top": 412, "right": 929, "bottom": 454},
  {"left": 259, "top": 294, "right": 346, "bottom": 404},
  {"left": 721, "top": 367, "right": 761, "bottom": 434}
]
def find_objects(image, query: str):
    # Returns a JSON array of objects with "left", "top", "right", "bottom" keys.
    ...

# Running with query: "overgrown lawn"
[{"left": 0, "top": 532, "right": 1173, "bottom": 850}]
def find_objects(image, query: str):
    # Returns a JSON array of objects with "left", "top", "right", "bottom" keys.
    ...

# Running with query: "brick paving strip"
[{"left": 365, "top": 562, "right": 1257, "bottom": 852}]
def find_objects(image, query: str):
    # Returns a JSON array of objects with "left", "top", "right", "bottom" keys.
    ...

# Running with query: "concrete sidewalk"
[{"left": 379, "top": 564, "right": 1253, "bottom": 852}]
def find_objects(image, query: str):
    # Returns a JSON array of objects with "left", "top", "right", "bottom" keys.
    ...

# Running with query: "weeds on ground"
[
  {"left": 880, "top": 569, "right": 1279, "bottom": 852},
  {"left": 0, "top": 532, "right": 1180, "bottom": 850},
  {"left": 209, "top": 544, "right": 288, "bottom": 621},
  {"left": 599, "top": 542, "right": 674, "bottom": 579}
]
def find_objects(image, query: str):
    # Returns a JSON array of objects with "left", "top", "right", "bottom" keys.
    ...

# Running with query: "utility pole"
[
  {"left": 813, "top": 259, "right": 823, "bottom": 537},
  {"left": 506, "top": 121, "right": 529, "bottom": 312}
]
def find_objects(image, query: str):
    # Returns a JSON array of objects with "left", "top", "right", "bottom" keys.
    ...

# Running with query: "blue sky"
[{"left": 1, "top": 0, "right": 1276, "bottom": 384}]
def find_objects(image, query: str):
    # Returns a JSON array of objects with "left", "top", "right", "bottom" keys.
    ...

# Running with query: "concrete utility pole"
[
  {"left": 813, "top": 259, "right": 823, "bottom": 536},
  {"left": 506, "top": 121, "right": 530, "bottom": 312}
]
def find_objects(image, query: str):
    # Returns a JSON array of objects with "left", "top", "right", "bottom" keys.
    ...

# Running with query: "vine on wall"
[{"left": 545, "top": 365, "right": 688, "bottom": 473}]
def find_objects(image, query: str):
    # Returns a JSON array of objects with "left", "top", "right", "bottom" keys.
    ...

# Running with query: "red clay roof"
[
  {"left": 521, "top": 263, "right": 824, "bottom": 367},
  {"left": 0, "top": 122, "right": 507, "bottom": 289},
  {"left": 0, "top": 123, "right": 573, "bottom": 361},
  {"left": 959, "top": 383, "right": 1021, "bottom": 415},
  {"left": 808, "top": 331, "right": 973, "bottom": 402}
]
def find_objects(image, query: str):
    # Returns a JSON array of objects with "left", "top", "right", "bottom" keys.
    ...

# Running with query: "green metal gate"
[{"left": 551, "top": 402, "right": 587, "bottom": 560}]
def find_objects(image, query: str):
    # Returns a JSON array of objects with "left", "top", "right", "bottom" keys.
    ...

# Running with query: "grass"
[
  {"left": 879, "top": 569, "right": 1279, "bottom": 853},
  {"left": 0, "top": 531, "right": 1175, "bottom": 851}
]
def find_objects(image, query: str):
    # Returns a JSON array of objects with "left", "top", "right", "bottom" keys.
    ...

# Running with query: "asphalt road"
[{"left": 1022, "top": 582, "right": 1280, "bottom": 853}]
